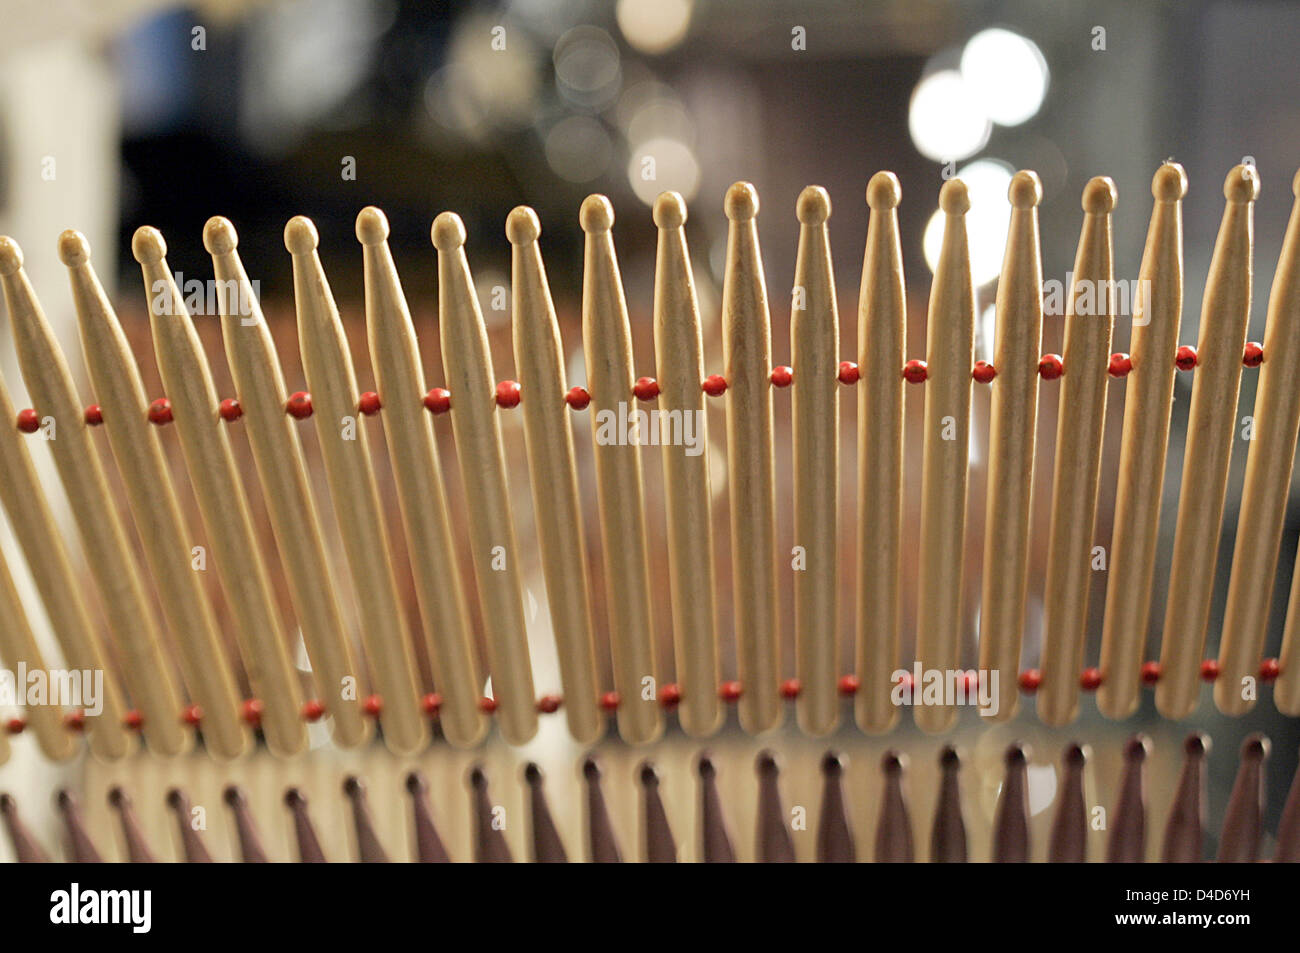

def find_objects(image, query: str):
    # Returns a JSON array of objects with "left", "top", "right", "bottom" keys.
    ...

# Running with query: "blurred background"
[{"left": 1, "top": 0, "right": 1299, "bottom": 860}]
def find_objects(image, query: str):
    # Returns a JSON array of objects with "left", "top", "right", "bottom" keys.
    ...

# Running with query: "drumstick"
[
  {"left": 580, "top": 195, "right": 662, "bottom": 745},
  {"left": 0, "top": 369, "right": 132, "bottom": 760},
  {"left": 914, "top": 178, "right": 975, "bottom": 734},
  {"left": 357, "top": 207, "right": 489, "bottom": 749},
  {"left": 1098, "top": 163, "right": 1185, "bottom": 719},
  {"left": 856, "top": 173, "right": 905, "bottom": 734},
  {"left": 506, "top": 205, "right": 602, "bottom": 744},
  {"left": 720, "top": 182, "right": 781, "bottom": 734},
  {"left": 285, "top": 216, "right": 428, "bottom": 756},
  {"left": 431, "top": 212, "right": 538, "bottom": 746},
  {"left": 651, "top": 191, "right": 722, "bottom": 738},
  {"left": 134, "top": 226, "right": 307, "bottom": 758},
  {"left": 1156, "top": 165, "right": 1257, "bottom": 719},
  {"left": 1227, "top": 169, "right": 1300, "bottom": 714},
  {"left": 790, "top": 186, "right": 840, "bottom": 736},
  {"left": 1038, "top": 177, "right": 1117, "bottom": 727},
  {"left": 0, "top": 236, "right": 190, "bottom": 757},
  {"left": 978, "top": 170, "right": 1044, "bottom": 723},
  {"left": 60, "top": 230, "right": 248, "bottom": 760},
  {"left": 0, "top": 547, "right": 76, "bottom": 760},
  {"left": 204, "top": 216, "right": 369, "bottom": 749}
]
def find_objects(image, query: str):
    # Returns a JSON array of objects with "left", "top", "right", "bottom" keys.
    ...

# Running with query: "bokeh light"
[
  {"left": 616, "top": 0, "right": 693, "bottom": 55},
  {"left": 627, "top": 136, "right": 700, "bottom": 205},
  {"left": 960, "top": 28, "right": 1049, "bottom": 127},
  {"left": 922, "top": 159, "right": 1015, "bottom": 286},
  {"left": 908, "top": 69, "right": 991, "bottom": 162}
]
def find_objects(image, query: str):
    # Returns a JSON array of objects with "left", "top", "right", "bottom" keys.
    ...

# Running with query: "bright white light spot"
[
  {"left": 628, "top": 137, "right": 700, "bottom": 205},
  {"left": 922, "top": 160, "right": 1015, "bottom": 286},
  {"left": 554, "top": 26, "right": 622, "bottom": 109},
  {"left": 961, "top": 29, "right": 1049, "bottom": 127},
  {"left": 908, "top": 70, "right": 990, "bottom": 163},
  {"left": 616, "top": 0, "right": 693, "bottom": 55},
  {"left": 1027, "top": 763, "right": 1058, "bottom": 816}
]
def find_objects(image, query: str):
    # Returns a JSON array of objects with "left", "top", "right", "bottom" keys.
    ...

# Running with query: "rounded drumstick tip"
[
  {"left": 203, "top": 216, "right": 239, "bottom": 255},
  {"left": 0, "top": 236, "right": 23, "bottom": 276},
  {"left": 355, "top": 206, "right": 390, "bottom": 246},
  {"left": 697, "top": 752, "right": 717, "bottom": 781},
  {"left": 131, "top": 226, "right": 167, "bottom": 265},
  {"left": 222, "top": 785, "right": 245, "bottom": 807},
  {"left": 1292, "top": 167, "right": 1300, "bottom": 197},
  {"left": 724, "top": 181, "right": 759, "bottom": 221},
  {"left": 1004, "top": 741, "right": 1029, "bottom": 766},
  {"left": 1008, "top": 170, "right": 1042, "bottom": 209},
  {"left": 939, "top": 178, "right": 970, "bottom": 215},
  {"left": 582, "top": 756, "right": 602, "bottom": 782},
  {"left": 342, "top": 775, "right": 364, "bottom": 798},
  {"left": 1224, "top": 164, "right": 1260, "bottom": 204},
  {"left": 821, "top": 750, "right": 844, "bottom": 778},
  {"left": 639, "top": 761, "right": 660, "bottom": 787},
  {"left": 57, "top": 229, "right": 91, "bottom": 267},
  {"left": 881, "top": 749, "right": 906, "bottom": 775},
  {"left": 523, "top": 762, "right": 544, "bottom": 786},
  {"left": 284, "top": 787, "right": 307, "bottom": 808},
  {"left": 431, "top": 212, "right": 466, "bottom": 252},
  {"left": 1124, "top": 734, "right": 1151, "bottom": 762},
  {"left": 796, "top": 185, "right": 831, "bottom": 225},
  {"left": 939, "top": 744, "right": 961, "bottom": 770},
  {"left": 1152, "top": 162, "right": 1188, "bottom": 202},
  {"left": 755, "top": 749, "right": 779, "bottom": 776},
  {"left": 106, "top": 786, "right": 129, "bottom": 808},
  {"left": 56, "top": 789, "right": 76, "bottom": 810},
  {"left": 866, "top": 171, "right": 901, "bottom": 210},
  {"left": 284, "top": 216, "right": 320, "bottom": 255},
  {"left": 404, "top": 771, "right": 427, "bottom": 795},
  {"left": 1184, "top": 732, "right": 1210, "bottom": 759},
  {"left": 165, "top": 788, "right": 184, "bottom": 809},
  {"left": 1241, "top": 733, "right": 1270, "bottom": 761},
  {"left": 653, "top": 191, "right": 687, "bottom": 228},
  {"left": 507, "top": 205, "right": 544, "bottom": 244},
  {"left": 1063, "top": 742, "right": 1088, "bottom": 767},
  {"left": 1082, "top": 176, "right": 1117, "bottom": 214},
  {"left": 578, "top": 195, "right": 614, "bottom": 234}
]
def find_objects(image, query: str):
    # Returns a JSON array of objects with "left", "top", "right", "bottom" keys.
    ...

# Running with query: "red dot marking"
[
  {"left": 6, "top": 718, "right": 25, "bottom": 735},
  {"left": 1038, "top": 354, "right": 1064, "bottom": 380},
  {"left": 1200, "top": 659, "right": 1220, "bottom": 682},
  {"left": 495, "top": 380, "right": 521, "bottom": 408},
  {"left": 536, "top": 694, "right": 562, "bottom": 714},
  {"left": 479, "top": 696, "right": 499, "bottom": 714},
  {"left": 124, "top": 709, "right": 144, "bottom": 731},
  {"left": 719, "top": 680, "right": 743, "bottom": 702},
  {"left": 64, "top": 710, "right": 86, "bottom": 732},
  {"left": 1018, "top": 669, "right": 1042, "bottom": 693},
  {"left": 565, "top": 386, "right": 591, "bottom": 410},
  {"left": 422, "top": 693, "right": 442, "bottom": 716},
  {"left": 633, "top": 376, "right": 661, "bottom": 401},
  {"left": 1175, "top": 345, "right": 1198, "bottom": 371},
  {"left": 599, "top": 691, "right": 620, "bottom": 712},
  {"left": 362, "top": 694, "right": 383, "bottom": 717},
  {"left": 1260, "top": 658, "right": 1280, "bottom": 682},
  {"left": 1080, "top": 667, "right": 1102, "bottom": 691},
  {"left": 219, "top": 398, "right": 243, "bottom": 422},
  {"left": 1108, "top": 353, "right": 1132, "bottom": 377},
  {"left": 1243, "top": 342, "right": 1264, "bottom": 367},
  {"left": 837, "top": 361, "right": 860, "bottom": 385},
  {"left": 770, "top": 365, "right": 793, "bottom": 387},
  {"left": 780, "top": 677, "right": 802, "bottom": 700},
  {"left": 148, "top": 398, "right": 173, "bottom": 425},
  {"left": 286, "top": 391, "right": 313, "bottom": 418},
  {"left": 838, "top": 673, "right": 861, "bottom": 696},
  {"left": 903, "top": 359, "right": 928, "bottom": 384},
  {"left": 972, "top": 360, "right": 997, "bottom": 383},
  {"left": 702, "top": 374, "right": 727, "bottom": 396},
  {"left": 182, "top": 704, "right": 203, "bottom": 726},
  {"left": 84, "top": 404, "right": 103, "bottom": 426},
  {"left": 301, "top": 699, "right": 325, "bottom": 722},
  {"left": 358, "top": 391, "right": 382, "bottom": 415},
  {"left": 424, "top": 387, "right": 451, "bottom": 414},
  {"left": 659, "top": 683, "right": 682, "bottom": 708},
  {"left": 241, "top": 698, "right": 263, "bottom": 727},
  {"left": 1140, "top": 660, "right": 1161, "bottom": 685},
  {"left": 16, "top": 409, "right": 40, "bottom": 433}
]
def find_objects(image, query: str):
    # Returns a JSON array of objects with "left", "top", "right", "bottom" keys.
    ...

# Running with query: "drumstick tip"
[
  {"left": 1241, "top": 732, "right": 1270, "bottom": 761},
  {"left": 866, "top": 171, "right": 901, "bottom": 210},
  {"left": 1224, "top": 163, "right": 1260, "bottom": 204},
  {"left": 1152, "top": 162, "right": 1188, "bottom": 202},
  {"left": 1081, "top": 176, "right": 1117, "bottom": 214},
  {"left": 724, "top": 180, "right": 759, "bottom": 221},
  {"left": 203, "top": 215, "right": 239, "bottom": 255},
  {"left": 430, "top": 211, "right": 466, "bottom": 251},
  {"left": 795, "top": 185, "right": 831, "bottom": 225},
  {"left": 355, "top": 205, "right": 390, "bottom": 246},
  {"left": 938, "top": 177, "right": 970, "bottom": 215},
  {"left": 57, "top": 229, "right": 91, "bottom": 267},
  {"left": 508, "top": 204, "right": 544, "bottom": 243},
  {"left": 0, "top": 235, "right": 22, "bottom": 275},
  {"left": 284, "top": 215, "right": 320, "bottom": 255},
  {"left": 1008, "top": 170, "right": 1042, "bottom": 209},
  {"left": 652, "top": 190, "right": 687, "bottom": 228},
  {"left": 578, "top": 195, "right": 614, "bottom": 234},
  {"left": 130, "top": 225, "right": 167, "bottom": 265}
]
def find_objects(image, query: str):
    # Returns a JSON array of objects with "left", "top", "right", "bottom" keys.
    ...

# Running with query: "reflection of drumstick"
[
  {"left": 507, "top": 205, "right": 602, "bottom": 745},
  {"left": 0, "top": 237, "right": 189, "bottom": 757},
  {"left": 1227, "top": 171, "right": 1300, "bottom": 715},
  {"left": 62, "top": 230, "right": 248, "bottom": 760},
  {"left": 1098, "top": 164, "right": 1185, "bottom": 720},
  {"left": 856, "top": 173, "right": 905, "bottom": 734},
  {"left": 1038, "top": 177, "right": 1117, "bottom": 727},
  {"left": 286, "top": 216, "right": 428, "bottom": 756},
  {"left": 978, "top": 171, "right": 1044, "bottom": 724},
  {"left": 358, "top": 207, "right": 488, "bottom": 750},
  {"left": 205, "top": 217, "right": 370, "bottom": 749},
  {"left": 1156, "top": 166, "right": 1257, "bottom": 719},
  {"left": 0, "top": 548, "right": 75, "bottom": 760},
  {"left": 914, "top": 179, "right": 974, "bottom": 735},
  {"left": 432, "top": 212, "right": 538, "bottom": 746},
  {"left": 652, "top": 191, "right": 721, "bottom": 738},
  {"left": 791, "top": 186, "right": 839, "bottom": 736},
  {"left": 0, "top": 366, "right": 131, "bottom": 760},
  {"left": 580, "top": 195, "right": 662, "bottom": 745},
  {"left": 135, "top": 227, "right": 306, "bottom": 758},
  {"left": 721, "top": 182, "right": 781, "bottom": 734}
]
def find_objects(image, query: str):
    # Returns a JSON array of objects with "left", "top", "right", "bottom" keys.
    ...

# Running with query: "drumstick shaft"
[
  {"left": 721, "top": 183, "right": 782, "bottom": 734},
  {"left": 652, "top": 192, "right": 722, "bottom": 738},
  {"left": 581, "top": 196, "right": 662, "bottom": 744},
  {"left": 206, "top": 217, "right": 370, "bottom": 749},
  {"left": 1039, "top": 177, "right": 1117, "bottom": 727},
  {"left": 914, "top": 179, "right": 975, "bottom": 734},
  {"left": 978, "top": 171, "right": 1044, "bottom": 723},
  {"left": 1157, "top": 167, "right": 1257, "bottom": 718},
  {"left": 856, "top": 174, "right": 905, "bottom": 734},
  {"left": 359, "top": 208, "right": 489, "bottom": 749},
  {"left": 791, "top": 187, "right": 839, "bottom": 736},
  {"left": 1098, "top": 164, "right": 1185, "bottom": 719}
]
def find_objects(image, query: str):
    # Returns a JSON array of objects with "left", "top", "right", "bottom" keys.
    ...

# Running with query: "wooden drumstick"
[
  {"left": 286, "top": 216, "right": 428, "bottom": 756},
  {"left": 914, "top": 178, "right": 975, "bottom": 734},
  {"left": 357, "top": 207, "right": 489, "bottom": 749},
  {"left": 720, "top": 182, "right": 782, "bottom": 734},
  {"left": 1157, "top": 165, "right": 1257, "bottom": 719},
  {"left": 506, "top": 205, "right": 602, "bottom": 744},
  {"left": 856, "top": 172, "right": 905, "bottom": 734},
  {"left": 580, "top": 195, "right": 662, "bottom": 745},
  {"left": 1228, "top": 170, "right": 1300, "bottom": 714},
  {"left": 0, "top": 370, "right": 132, "bottom": 760},
  {"left": 0, "top": 548, "right": 76, "bottom": 760},
  {"left": 1098, "top": 163, "right": 1185, "bottom": 719},
  {"left": 60, "top": 230, "right": 247, "bottom": 760},
  {"left": 0, "top": 236, "right": 189, "bottom": 757},
  {"left": 978, "top": 170, "right": 1044, "bottom": 723},
  {"left": 1039, "top": 177, "right": 1118, "bottom": 727},
  {"left": 134, "top": 227, "right": 307, "bottom": 758},
  {"left": 651, "top": 191, "right": 722, "bottom": 738},
  {"left": 790, "top": 185, "right": 839, "bottom": 736},
  {"left": 431, "top": 212, "right": 538, "bottom": 746},
  {"left": 204, "top": 216, "right": 369, "bottom": 749}
]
